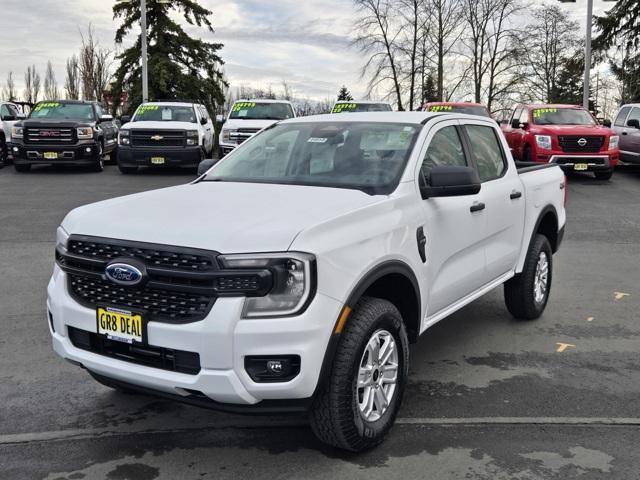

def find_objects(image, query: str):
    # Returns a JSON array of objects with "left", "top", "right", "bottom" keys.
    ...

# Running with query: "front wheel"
[
  {"left": 594, "top": 169, "right": 613, "bottom": 180},
  {"left": 89, "top": 143, "right": 104, "bottom": 172},
  {"left": 309, "top": 297, "right": 409, "bottom": 451},
  {"left": 504, "top": 234, "right": 553, "bottom": 320}
]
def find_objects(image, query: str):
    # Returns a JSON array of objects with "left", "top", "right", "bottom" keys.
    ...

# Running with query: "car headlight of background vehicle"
[
  {"left": 535, "top": 135, "right": 552, "bottom": 150},
  {"left": 118, "top": 130, "right": 130, "bottom": 146},
  {"left": 11, "top": 126, "right": 23, "bottom": 139},
  {"left": 609, "top": 135, "right": 619, "bottom": 150},
  {"left": 218, "top": 252, "right": 316, "bottom": 318},
  {"left": 186, "top": 130, "right": 198, "bottom": 146},
  {"left": 77, "top": 127, "right": 94, "bottom": 140},
  {"left": 56, "top": 226, "right": 69, "bottom": 251},
  {"left": 222, "top": 129, "right": 235, "bottom": 143}
]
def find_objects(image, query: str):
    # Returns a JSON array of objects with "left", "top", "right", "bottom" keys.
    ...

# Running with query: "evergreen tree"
[
  {"left": 337, "top": 85, "right": 354, "bottom": 101},
  {"left": 111, "top": 0, "right": 226, "bottom": 115},
  {"left": 552, "top": 51, "right": 596, "bottom": 112},
  {"left": 420, "top": 72, "right": 437, "bottom": 105}
]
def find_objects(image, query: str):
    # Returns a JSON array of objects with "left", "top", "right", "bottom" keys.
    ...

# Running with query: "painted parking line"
[
  {"left": 614, "top": 292, "right": 630, "bottom": 301},
  {"left": 556, "top": 342, "right": 576, "bottom": 352}
]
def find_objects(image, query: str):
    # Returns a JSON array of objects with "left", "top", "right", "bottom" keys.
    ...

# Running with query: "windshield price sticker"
[
  {"left": 332, "top": 103, "right": 358, "bottom": 113},
  {"left": 233, "top": 102, "right": 257, "bottom": 112},
  {"left": 34, "top": 102, "right": 61, "bottom": 112},
  {"left": 533, "top": 108, "right": 557, "bottom": 118},
  {"left": 137, "top": 105, "right": 159, "bottom": 115},
  {"left": 429, "top": 105, "right": 453, "bottom": 112}
]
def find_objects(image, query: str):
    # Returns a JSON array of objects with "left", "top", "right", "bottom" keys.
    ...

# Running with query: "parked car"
[
  {"left": 49, "top": 112, "right": 566, "bottom": 451},
  {"left": 331, "top": 100, "right": 393, "bottom": 113},
  {"left": 419, "top": 101, "right": 492, "bottom": 118},
  {"left": 611, "top": 104, "right": 640, "bottom": 165},
  {"left": 9, "top": 100, "right": 118, "bottom": 173},
  {"left": 218, "top": 99, "right": 296, "bottom": 158},
  {"left": 501, "top": 104, "right": 619, "bottom": 180},
  {"left": 0, "top": 101, "right": 26, "bottom": 167},
  {"left": 117, "top": 101, "right": 214, "bottom": 174}
]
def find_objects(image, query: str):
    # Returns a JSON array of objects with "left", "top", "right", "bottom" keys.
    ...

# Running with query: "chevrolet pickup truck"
[
  {"left": 218, "top": 99, "right": 295, "bottom": 158},
  {"left": 10, "top": 100, "right": 118, "bottom": 172},
  {"left": 501, "top": 104, "right": 619, "bottom": 180},
  {"left": 48, "top": 112, "right": 566, "bottom": 451}
]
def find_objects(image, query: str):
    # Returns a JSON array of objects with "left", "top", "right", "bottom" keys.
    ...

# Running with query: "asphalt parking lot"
[{"left": 1, "top": 164, "right": 640, "bottom": 480}]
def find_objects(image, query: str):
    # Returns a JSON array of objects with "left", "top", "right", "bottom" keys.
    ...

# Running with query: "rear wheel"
[
  {"left": 14, "top": 163, "right": 31, "bottom": 173},
  {"left": 309, "top": 297, "right": 409, "bottom": 451},
  {"left": 504, "top": 234, "right": 553, "bottom": 320},
  {"left": 594, "top": 169, "right": 613, "bottom": 180}
]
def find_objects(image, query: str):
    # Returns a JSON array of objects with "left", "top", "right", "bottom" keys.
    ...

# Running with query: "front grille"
[
  {"left": 57, "top": 236, "right": 273, "bottom": 323},
  {"left": 24, "top": 127, "right": 75, "bottom": 145},
  {"left": 68, "top": 326, "right": 201, "bottom": 375},
  {"left": 131, "top": 130, "right": 185, "bottom": 147},
  {"left": 231, "top": 128, "right": 261, "bottom": 145},
  {"left": 558, "top": 136, "right": 604, "bottom": 153}
]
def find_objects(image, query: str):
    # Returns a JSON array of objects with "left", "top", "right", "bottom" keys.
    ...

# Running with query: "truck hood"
[
  {"left": 531, "top": 124, "right": 613, "bottom": 136},
  {"left": 223, "top": 119, "right": 280, "bottom": 131},
  {"left": 121, "top": 121, "right": 197, "bottom": 131},
  {"left": 61, "top": 181, "right": 381, "bottom": 253},
  {"left": 21, "top": 119, "right": 94, "bottom": 128}
]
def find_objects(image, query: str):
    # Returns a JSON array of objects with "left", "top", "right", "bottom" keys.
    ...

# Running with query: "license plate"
[
  {"left": 43, "top": 152, "right": 58, "bottom": 159},
  {"left": 574, "top": 163, "right": 588, "bottom": 171},
  {"left": 151, "top": 157, "right": 165, "bottom": 165},
  {"left": 97, "top": 306, "right": 144, "bottom": 344}
]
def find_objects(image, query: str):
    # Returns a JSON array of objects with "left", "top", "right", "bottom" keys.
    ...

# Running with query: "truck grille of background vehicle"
[
  {"left": 558, "top": 136, "right": 604, "bottom": 153},
  {"left": 131, "top": 130, "right": 186, "bottom": 147},
  {"left": 24, "top": 127, "right": 75, "bottom": 145},
  {"left": 232, "top": 128, "right": 261, "bottom": 145},
  {"left": 68, "top": 326, "right": 201, "bottom": 375}
]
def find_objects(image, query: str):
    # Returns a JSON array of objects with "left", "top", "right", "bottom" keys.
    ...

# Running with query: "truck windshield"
[
  {"left": 204, "top": 122, "right": 420, "bottom": 194},
  {"left": 133, "top": 105, "right": 196, "bottom": 123},
  {"left": 427, "top": 105, "right": 491, "bottom": 117},
  {"left": 532, "top": 108, "right": 596, "bottom": 126},
  {"left": 30, "top": 102, "right": 94, "bottom": 121},
  {"left": 229, "top": 102, "right": 294, "bottom": 120},
  {"left": 332, "top": 103, "right": 393, "bottom": 113}
]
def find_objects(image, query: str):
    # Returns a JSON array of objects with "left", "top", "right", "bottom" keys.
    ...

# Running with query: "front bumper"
[
  {"left": 11, "top": 140, "right": 99, "bottom": 166},
  {"left": 547, "top": 152, "right": 619, "bottom": 171},
  {"left": 218, "top": 142, "right": 236, "bottom": 158},
  {"left": 117, "top": 145, "right": 202, "bottom": 168},
  {"left": 47, "top": 265, "right": 342, "bottom": 409}
]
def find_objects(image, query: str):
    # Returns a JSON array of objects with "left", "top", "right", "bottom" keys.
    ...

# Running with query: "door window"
[
  {"left": 421, "top": 126, "right": 467, "bottom": 185},
  {"left": 614, "top": 106, "right": 632, "bottom": 127},
  {"left": 510, "top": 108, "right": 522, "bottom": 125},
  {"left": 518, "top": 109, "right": 529, "bottom": 124},
  {"left": 625, "top": 107, "right": 640, "bottom": 126},
  {"left": 0, "top": 104, "right": 10, "bottom": 118},
  {"left": 465, "top": 124, "right": 507, "bottom": 182}
]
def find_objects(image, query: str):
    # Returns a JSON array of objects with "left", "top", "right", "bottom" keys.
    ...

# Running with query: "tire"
[
  {"left": 88, "top": 371, "right": 138, "bottom": 395},
  {"left": 522, "top": 145, "right": 532, "bottom": 163},
  {"left": 504, "top": 234, "right": 553, "bottom": 320},
  {"left": 594, "top": 169, "right": 613, "bottom": 180},
  {"left": 14, "top": 163, "right": 31, "bottom": 173},
  {"left": 0, "top": 136, "right": 7, "bottom": 168},
  {"left": 118, "top": 164, "right": 138, "bottom": 174},
  {"left": 89, "top": 143, "right": 104, "bottom": 172},
  {"left": 217, "top": 147, "right": 225, "bottom": 160},
  {"left": 309, "top": 297, "right": 409, "bottom": 452}
]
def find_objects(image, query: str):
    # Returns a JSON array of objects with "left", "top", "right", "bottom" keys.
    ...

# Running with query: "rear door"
[
  {"left": 417, "top": 120, "right": 488, "bottom": 316},
  {"left": 462, "top": 120, "right": 525, "bottom": 280},
  {"left": 616, "top": 106, "right": 640, "bottom": 163}
]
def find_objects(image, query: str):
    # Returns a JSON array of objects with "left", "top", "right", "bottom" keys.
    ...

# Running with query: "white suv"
[
  {"left": 49, "top": 112, "right": 566, "bottom": 451},
  {"left": 218, "top": 99, "right": 295, "bottom": 158}
]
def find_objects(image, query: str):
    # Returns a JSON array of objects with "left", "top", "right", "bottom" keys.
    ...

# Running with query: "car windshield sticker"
[
  {"left": 332, "top": 103, "right": 358, "bottom": 113},
  {"left": 233, "top": 102, "right": 257, "bottom": 112},
  {"left": 533, "top": 108, "right": 558, "bottom": 118},
  {"left": 137, "top": 105, "right": 159, "bottom": 116},
  {"left": 429, "top": 105, "right": 453, "bottom": 112},
  {"left": 308, "top": 137, "right": 328, "bottom": 143},
  {"left": 33, "top": 102, "right": 61, "bottom": 113},
  {"left": 161, "top": 109, "right": 172, "bottom": 121}
]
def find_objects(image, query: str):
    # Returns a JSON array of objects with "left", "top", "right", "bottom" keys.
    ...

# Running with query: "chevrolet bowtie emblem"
[{"left": 151, "top": 135, "right": 164, "bottom": 141}]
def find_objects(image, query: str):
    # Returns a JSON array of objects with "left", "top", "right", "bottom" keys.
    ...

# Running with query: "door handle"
[
  {"left": 622, "top": 131, "right": 628, "bottom": 135},
  {"left": 510, "top": 190, "right": 522, "bottom": 200},
  {"left": 470, "top": 202, "right": 486, "bottom": 213}
]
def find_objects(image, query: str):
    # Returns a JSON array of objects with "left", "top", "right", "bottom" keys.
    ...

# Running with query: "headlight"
[
  {"left": 186, "top": 130, "right": 198, "bottom": 146},
  {"left": 11, "top": 126, "right": 23, "bottom": 139},
  {"left": 118, "top": 130, "right": 131, "bottom": 146},
  {"left": 609, "top": 135, "right": 619, "bottom": 150},
  {"left": 222, "top": 129, "right": 234, "bottom": 143},
  {"left": 535, "top": 135, "right": 552, "bottom": 150},
  {"left": 77, "top": 127, "right": 93, "bottom": 139},
  {"left": 56, "top": 226, "right": 69, "bottom": 251},
  {"left": 218, "top": 252, "right": 316, "bottom": 318}
]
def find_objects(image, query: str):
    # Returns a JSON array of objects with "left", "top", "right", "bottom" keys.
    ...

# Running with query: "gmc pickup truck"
[
  {"left": 501, "top": 104, "right": 619, "bottom": 180},
  {"left": 48, "top": 112, "right": 566, "bottom": 451},
  {"left": 10, "top": 100, "right": 118, "bottom": 172}
]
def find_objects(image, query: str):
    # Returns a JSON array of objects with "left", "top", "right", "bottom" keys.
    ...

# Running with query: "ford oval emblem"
[{"left": 105, "top": 263, "right": 143, "bottom": 286}]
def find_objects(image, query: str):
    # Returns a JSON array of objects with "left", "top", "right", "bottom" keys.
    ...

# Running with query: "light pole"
[
  {"left": 141, "top": 0, "right": 148, "bottom": 103},
  {"left": 559, "top": 0, "right": 616, "bottom": 111}
]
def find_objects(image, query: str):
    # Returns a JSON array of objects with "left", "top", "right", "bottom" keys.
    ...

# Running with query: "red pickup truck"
[{"left": 501, "top": 104, "right": 619, "bottom": 180}]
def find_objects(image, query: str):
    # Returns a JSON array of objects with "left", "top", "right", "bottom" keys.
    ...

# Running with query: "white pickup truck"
[
  {"left": 0, "top": 101, "right": 25, "bottom": 167},
  {"left": 48, "top": 112, "right": 566, "bottom": 451}
]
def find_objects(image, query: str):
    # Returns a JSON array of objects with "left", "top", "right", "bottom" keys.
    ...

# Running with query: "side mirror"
[
  {"left": 627, "top": 118, "right": 640, "bottom": 129},
  {"left": 1, "top": 115, "right": 16, "bottom": 121},
  {"left": 200, "top": 116, "right": 208, "bottom": 125},
  {"left": 197, "top": 158, "right": 217, "bottom": 176},
  {"left": 601, "top": 119, "right": 612, "bottom": 128},
  {"left": 99, "top": 114, "right": 113, "bottom": 123},
  {"left": 215, "top": 114, "right": 226, "bottom": 125},
  {"left": 511, "top": 119, "right": 527, "bottom": 129},
  {"left": 120, "top": 115, "right": 131, "bottom": 124},
  {"left": 420, "top": 166, "right": 481, "bottom": 199}
]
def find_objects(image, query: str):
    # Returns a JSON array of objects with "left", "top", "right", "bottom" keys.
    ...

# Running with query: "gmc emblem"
[{"left": 40, "top": 131, "right": 60, "bottom": 137}]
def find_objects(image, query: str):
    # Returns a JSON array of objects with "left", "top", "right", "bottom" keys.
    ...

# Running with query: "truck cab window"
[
  {"left": 614, "top": 106, "right": 632, "bottom": 127},
  {"left": 421, "top": 126, "right": 467, "bottom": 185},
  {"left": 465, "top": 124, "right": 506, "bottom": 182}
]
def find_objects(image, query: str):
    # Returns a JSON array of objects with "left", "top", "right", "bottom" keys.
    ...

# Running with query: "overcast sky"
[{"left": 0, "top": 0, "right": 617, "bottom": 102}]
